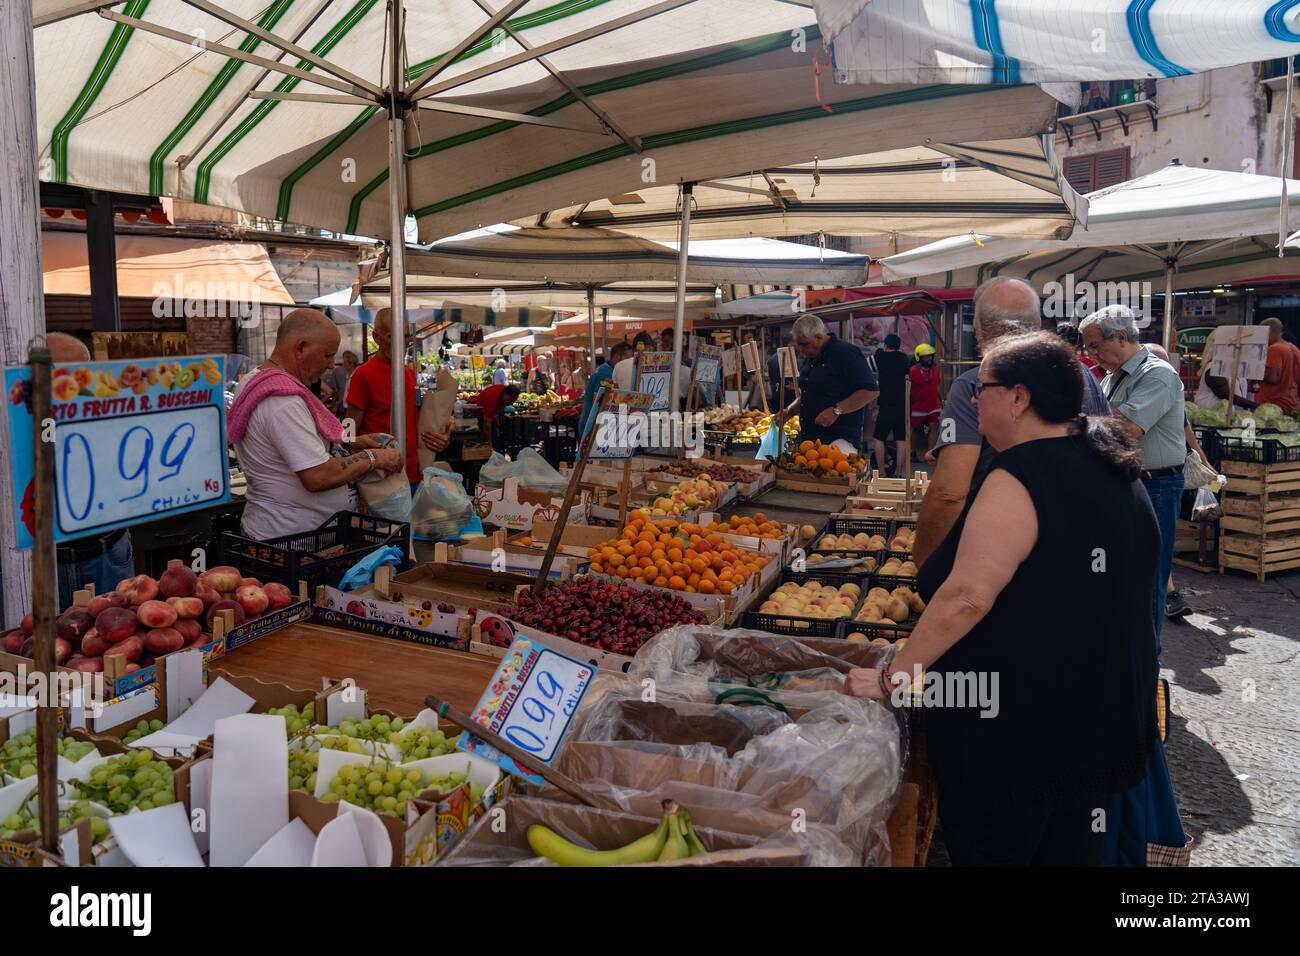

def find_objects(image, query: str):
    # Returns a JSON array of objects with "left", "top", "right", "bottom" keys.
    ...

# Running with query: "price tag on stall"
[
  {"left": 589, "top": 388, "right": 655, "bottom": 460},
  {"left": 470, "top": 355, "right": 486, "bottom": 369},
  {"left": 693, "top": 343, "right": 723, "bottom": 403},
  {"left": 3, "top": 355, "right": 230, "bottom": 548},
  {"left": 456, "top": 635, "right": 595, "bottom": 781},
  {"left": 633, "top": 352, "right": 674, "bottom": 412}
]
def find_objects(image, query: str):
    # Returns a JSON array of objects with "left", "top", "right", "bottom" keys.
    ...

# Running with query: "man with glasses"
[
  {"left": 1079, "top": 303, "right": 1189, "bottom": 868},
  {"left": 913, "top": 278, "right": 1109, "bottom": 565}
]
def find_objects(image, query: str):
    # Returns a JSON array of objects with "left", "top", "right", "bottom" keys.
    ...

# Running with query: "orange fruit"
[
  {"left": 835, "top": 460, "right": 850, "bottom": 474},
  {"left": 654, "top": 576, "right": 669, "bottom": 587},
  {"left": 667, "top": 575, "right": 686, "bottom": 590},
  {"left": 699, "top": 579, "right": 717, "bottom": 594},
  {"left": 638, "top": 556, "right": 654, "bottom": 569},
  {"left": 590, "top": 562, "right": 604, "bottom": 574},
  {"left": 634, "top": 540, "right": 652, "bottom": 557},
  {"left": 607, "top": 553, "right": 625, "bottom": 568},
  {"left": 794, "top": 455, "right": 807, "bottom": 467},
  {"left": 689, "top": 558, "right": 708, "bottom": 574},
  {"left": 687, "top": 573, "right": 702, "bottom": 588},
  {"left": 667, "top": 547, "right": 683, "bottom": 562},
  {"left": 799, "top": 440, "right": 814, "bottom": 453},
  {"left": 651, "top": 548, "right": 666, "bottom": 562},
  {"left": 718, "top": 580, "right": 734, "bottom": 594}
]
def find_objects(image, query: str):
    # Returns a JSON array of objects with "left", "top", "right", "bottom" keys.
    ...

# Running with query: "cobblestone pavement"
[{"left": 1162, "top": 566, "right": 1299, "bottom": 867}]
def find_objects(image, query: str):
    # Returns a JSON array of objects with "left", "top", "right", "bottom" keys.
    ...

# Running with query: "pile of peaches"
[{"left": 1, "top": 565, "right": 295, "bottom": 674}]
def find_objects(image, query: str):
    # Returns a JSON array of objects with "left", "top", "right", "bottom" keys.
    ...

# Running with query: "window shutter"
[
  {"left": 1063, "top": 155, "right": 1096, "bottom": 193},
  {"left": 1094, "top": 149, "right": 1130, "bottom": 189}
]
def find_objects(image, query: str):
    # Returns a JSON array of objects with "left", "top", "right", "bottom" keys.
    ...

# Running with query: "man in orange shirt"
[
  {"left": 345, "top": 308, "right": 450, "bottom": 484},
  {"left": 1255, "top": 317, "right": 1300, "bottom": 414}
]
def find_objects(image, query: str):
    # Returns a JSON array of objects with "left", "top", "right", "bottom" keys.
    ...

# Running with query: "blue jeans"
[
  {"left": 57, "top": 531, "right": 135, "bottom": 610},
  {"left": 1141, "top": 471, "right": 1182, "bottom": 653},
  {"left": 1102, "top": 471, "right": 1187, "bottom": 866}
]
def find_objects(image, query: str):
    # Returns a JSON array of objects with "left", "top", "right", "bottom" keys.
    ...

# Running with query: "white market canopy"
[
  {"left": 881, "top": 163, "right": 1300, "bottom": 283},
  {"left": 878, "top": 162, "right": 1300, "bottom": 348},
  {"left": 35, "top": 2, "right": 1078, "bottom": 243},
  {"left": 816, "top": 1, "right": 1300, "bottom": 85},
  {"left": 518, "top": 136, "right": 1087, "bottom": 242},
  {"left": 405, "top": 225, "right": 870, "bottom": 286}
]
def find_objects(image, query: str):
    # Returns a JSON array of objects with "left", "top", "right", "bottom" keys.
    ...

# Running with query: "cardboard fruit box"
[
  {"left": 471, "top": 477, "right": 581, "bottom": 532},
  {"left": 175, "top": 746, "right": 508, "bottom": 867},
  {"left": 383, "top": 561, "right": 536, "bottom": 618},
  {"left": 436, "top": 795, "right": 801, "bottom": 867},
  {"left": 432, "top": 538, "right": 586, "bottom": 579},
  {"left": 695, "top": 510, "right": 797, "bottom": 559},
  {"left": 312, "top": 583, "right": 470, "bottom": 651}
]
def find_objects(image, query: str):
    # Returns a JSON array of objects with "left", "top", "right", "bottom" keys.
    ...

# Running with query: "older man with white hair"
[
  {"left": 1079, "top": 303, "right": 1189, "bottom": 868},
  {"left": 778, "top": 314, "right": 879, "bottom": 452},
  {"left": 1080, "top": 304, "right": 1186, "bottom": 631}
]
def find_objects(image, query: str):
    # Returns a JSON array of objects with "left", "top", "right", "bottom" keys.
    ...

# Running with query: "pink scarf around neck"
[{"left": 227, "top": 366, "right": 344, "bottom": 444}]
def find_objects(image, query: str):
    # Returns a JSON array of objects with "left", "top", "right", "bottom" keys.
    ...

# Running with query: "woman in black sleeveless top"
[{"left": 849, "top": 332, "right": 1158, "bottom": 865}]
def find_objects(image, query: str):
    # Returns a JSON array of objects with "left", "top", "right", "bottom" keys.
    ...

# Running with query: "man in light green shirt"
[{"left": 1079, "top": 303, "right": 1189, "bottom": 868}]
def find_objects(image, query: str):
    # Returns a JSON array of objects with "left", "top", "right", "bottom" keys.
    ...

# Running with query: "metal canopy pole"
[
  {"left": 586, "top": 285, "right": 597, "bottom": 373},
  {"left": 1162, "top": 253, "right": 1177, "bottom": 354},
  {"left": 602, "top": 306, "right": 609, "bottom": 357},
  {"left": 387, "top": 0, "right": 408, "bottom": 457},
  {"left": 669, "top": 182, "right": 693, "bottom": 412}
]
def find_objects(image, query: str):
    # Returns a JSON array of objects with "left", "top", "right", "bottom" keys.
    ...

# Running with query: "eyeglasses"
[{"left": 972, "top": 380, "right": 1009, "bottom": 397}]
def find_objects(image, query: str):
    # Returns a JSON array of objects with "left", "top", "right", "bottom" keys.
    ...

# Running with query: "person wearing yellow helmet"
[{"left": 910, "top": 342, "right": 943, "bottom": 458}]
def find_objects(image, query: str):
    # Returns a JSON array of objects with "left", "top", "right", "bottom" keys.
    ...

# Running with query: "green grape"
[{"left": 69, "top": 753, "right": 174, "bottom": 814}]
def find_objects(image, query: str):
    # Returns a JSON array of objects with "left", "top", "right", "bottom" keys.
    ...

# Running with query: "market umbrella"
[
  {"left": 878, "top": 162, "right": 1300, "bottom": 350},
  {"left": 32, "top": 0, "right": 1296, "bottom": 437},
  {"left": 517, "top": 136, "right": 1088, "bottom": 243}
]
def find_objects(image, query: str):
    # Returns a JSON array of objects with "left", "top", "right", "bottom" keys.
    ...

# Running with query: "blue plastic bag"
[
  {"left": 756, "top": 422, "right": 781, "bottom": 461},
  {"left": 338, "top": 544, "right": 404, "bottom": 591}
]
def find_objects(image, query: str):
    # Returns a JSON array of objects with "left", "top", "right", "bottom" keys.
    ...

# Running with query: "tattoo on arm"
[{"left": 338, "top": 453, "right": 365, "bottom": 471}]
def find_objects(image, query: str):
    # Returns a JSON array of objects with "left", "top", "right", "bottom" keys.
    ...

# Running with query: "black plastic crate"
[
  {"left": 793, "top": 550, "right": 884, "bottom": 578},
  {"left": 825, "top": 514, "right": 893, "bottom": 537},
  {"left": 1192, "top": 426, "right": 1221, "bottom": 469},
  {"left": 742, "top": 570, "right": 865, "bottom": 637},
  {"left": 1218, "top": 434, "right": 1300, "bottom": 464},
  {"left": 219, "top": 511, "right": 409, "bottom": 592},
  {"left": 867, "top": 569, "right": 920, "bottom": 593},
  {"left": 783, "top": 564, "right": 876, "bottom": 587},
  {"left": 839, "top": 618, "right": 913, "bottom": 642}
]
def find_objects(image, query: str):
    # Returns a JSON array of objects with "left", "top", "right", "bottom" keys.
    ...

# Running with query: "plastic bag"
[
  {"left": 512, "top": 447, "right": 568, "bottom": 493},
  {"left": 755, "top": 422, "right": 781, "bottom": 461},
  {"left": 478, "top": 448, "right": 569, "bottom": 494},
  {"left": 477, "top": 451, "right": 514, "bottom": 489},
  {"left": 410, "top": 465, "right": 473, "bottom": 539},
  {"left": 1191, "top": 486, "right": 1221, "bottom": 522},
  {"left": 357, "top": 471, "right": 412, "bottom": 523},
  {"left": 1183, "top": 451, "right": 1218, "bottom": 490},
  {"left": 338, "top": 545, "right": 404, "bottom": 591},
  {"left": 551, "top": 643, "right": 903, "bottom": 865}
]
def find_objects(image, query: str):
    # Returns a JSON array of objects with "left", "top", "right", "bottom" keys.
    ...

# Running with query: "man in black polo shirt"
[{"left": 777, "top": 314, "right": 879, "bottom": 452}]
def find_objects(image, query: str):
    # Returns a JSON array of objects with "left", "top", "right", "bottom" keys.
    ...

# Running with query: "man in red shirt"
[
  {"left": 1255, "top": 317, "right": 1300, "bottom": 413},
  {"left": 909, "top": 343, "right": 943, "bottom": 457},
  {"left": 346, "top": 308, "right": 449, "bottom": 483},
  {"left": 470, "top": 382, "right": 521, "bottom": 446}
]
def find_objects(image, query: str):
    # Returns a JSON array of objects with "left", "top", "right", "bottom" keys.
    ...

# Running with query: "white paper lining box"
[{"left": 471, "top": 477, "right": 582, "bottom": 531}]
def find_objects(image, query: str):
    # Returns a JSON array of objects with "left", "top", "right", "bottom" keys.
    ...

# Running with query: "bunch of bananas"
[{"left": 526, "top": 800, "right": 709, "bottom": 865}]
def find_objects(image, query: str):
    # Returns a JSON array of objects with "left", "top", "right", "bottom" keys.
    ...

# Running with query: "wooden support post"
[
  {"left": 535, "top": 389, "right": 611, "bottom": 590},
  {"left": 30, "top": 346, "right": 60, "bottom": 853},
  {"left": 0, "top": 0, "right": 42, "bottom": 628}
]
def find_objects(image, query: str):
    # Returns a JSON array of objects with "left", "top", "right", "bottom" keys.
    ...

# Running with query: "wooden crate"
[{"left": 1218, "top": 460, "right": 1300, "bottom": 581}]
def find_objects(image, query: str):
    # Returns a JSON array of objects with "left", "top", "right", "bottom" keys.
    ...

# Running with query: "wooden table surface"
[{"left": 214, "top": 622, "right": 499, "bottom": 716}]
